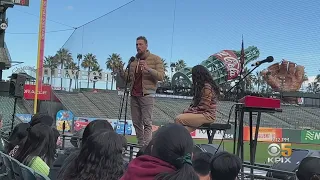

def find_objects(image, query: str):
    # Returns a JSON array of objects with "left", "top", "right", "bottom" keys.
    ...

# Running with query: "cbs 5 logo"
[{"left": 268, "top": 143, "right": 292, "bottom": 157}]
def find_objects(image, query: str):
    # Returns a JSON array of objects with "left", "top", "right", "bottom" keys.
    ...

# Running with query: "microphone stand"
[{"left": 118, "top": 62, "right": 132, "bottom": 136}]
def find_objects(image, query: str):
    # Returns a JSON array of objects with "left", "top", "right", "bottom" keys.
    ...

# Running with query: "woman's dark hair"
[
  {"left": 210, "top": 152, "right": 242, "bottom": 180},
  {"left": 191, "top": 65, "right": 220, "bottom": 106},
  {"left": 81, "top": 119, "right": 114, "bottom": 145},
  {"left": 152, "top": 123, "right": 199, "bottom": 180},
  {"left": 6, "top": 123, "right": 29, "bottom": 153},
  {"left": 136, "top": 138, "right": 154, "bottom": 157},
  {"left": 6, "top": 113, "right": 54, "bottom": 153},
  {"left": 13, "top": 123, "right": 55, "bottom": 166},
  {"left": 63, "top": 130, "right": 127, "bottom": 180}
]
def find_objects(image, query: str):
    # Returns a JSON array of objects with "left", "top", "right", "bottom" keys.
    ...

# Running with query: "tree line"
[
  {"left": 43, "top": 48, "right": 188, "bottom": 91},
  {"left": 44, "top": 48, "right": 320, "bottom": 93}
]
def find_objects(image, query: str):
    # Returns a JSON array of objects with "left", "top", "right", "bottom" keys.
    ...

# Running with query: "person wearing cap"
[{"left": 296, "top": 157, "right": 320, "bottom": 180}]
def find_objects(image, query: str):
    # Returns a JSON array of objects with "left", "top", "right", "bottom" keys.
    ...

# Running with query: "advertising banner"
[
  {"left": 15, "top": 114, "right": 32, "bottom": 123},
  {"left": 282, "top": 129, "right": 301, "bottom": 143},
  {"left": 243, "top": 127, "right": 282, "bottom": 142},
  {"left": 24, "top": 84, "right": 52, "bottom": 100},
  {"left": 56, "top": 110, "right": 74, "bottom": 132},
  {"left": 301, "top": 130, "right": 320, "bottom": 144}
]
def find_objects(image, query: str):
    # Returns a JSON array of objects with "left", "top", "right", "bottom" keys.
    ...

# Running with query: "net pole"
[{"left": 34, "top": 0, "right": 48, "bottom": 114}]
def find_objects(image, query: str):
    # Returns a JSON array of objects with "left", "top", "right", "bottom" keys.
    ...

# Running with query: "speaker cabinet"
[
  {"left": 266, "top": 149, "right": 320, "bottom": 180},
  {"left": 9, "top": 73, "right": 26, "bottom": 98}
]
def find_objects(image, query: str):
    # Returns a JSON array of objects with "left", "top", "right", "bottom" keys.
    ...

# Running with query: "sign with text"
[
  {"left": 301, "top": 130, "right": 320, "bottom": 144},
  {"left": 243, "top": 127, "right": 283, "bottom": 142},
  {"left": 13, "top": 0, "right": 29, "bottom": 6},
  {"left": 267, "top": 143, "right": 292, "bottom": 163},
  {"left": 24, "top": 84, "right": 51, "bottom": 100}
]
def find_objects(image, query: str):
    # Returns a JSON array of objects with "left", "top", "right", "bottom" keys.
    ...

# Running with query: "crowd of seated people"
[{"left": 1, "top": 112, "right": 320, "bottom": 180}]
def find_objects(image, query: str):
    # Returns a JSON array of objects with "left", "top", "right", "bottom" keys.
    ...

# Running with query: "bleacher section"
[
  {"left": 0, "top": 96, "right": 28, "bottom": 133},
  {"left": 271, "top": 105, "right": 320, "bottom": 129},
  {"left": 51, "top": 90, "right": 320, "bottom": 129},
  {"left": 54, "top": 91, "right": 107, "bottom": 118}
]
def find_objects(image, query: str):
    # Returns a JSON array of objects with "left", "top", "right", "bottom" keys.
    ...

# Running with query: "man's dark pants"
[{"left": 131, "top": 95, "right": 154, "bottom": 146}]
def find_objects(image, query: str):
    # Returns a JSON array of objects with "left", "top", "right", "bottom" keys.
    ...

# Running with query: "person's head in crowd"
[
  {"left": 296, "top": 157, "right": 320, "bottom": 180},
  {"left": 6, "top": 113, "right": 54, "bottom": 153},
  {"left": 81, "top": 119, "right": 114, "bottom": 145},
  {"left": 193, "top": 152, "right": 213, "bottom": 180},
  {"left": 14, "top": 123, "right": 56, "bottom": 167},
  {"left": 29, "top": 113, "right": 54, "bottom": 127},
  {"left": 152, "top": 123, "right": 199, "bottom": 180},
  {"left": 63, "top": 130, "right": 127, "bottom": 180},
  {"left": 210, "top": 151, "right": 241, "bottom": 180}
]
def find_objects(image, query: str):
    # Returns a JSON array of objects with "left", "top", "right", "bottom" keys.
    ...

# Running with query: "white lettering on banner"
[
  {"left": 315, "top": 133, "right": 320, "bottom": 140},
  {"left": 24, "top": 89, "right": 47, "bottom": 95},
  {"left": 43, "top": 68, "right": 113, "bottom": 82},
  {"left": 195, "top": 129, "right": 233, "bottom": 139}
]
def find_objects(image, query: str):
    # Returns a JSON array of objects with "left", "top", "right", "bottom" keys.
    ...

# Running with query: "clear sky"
[{"left": 3, "top": 0, "right": 320, "bottom": 89}]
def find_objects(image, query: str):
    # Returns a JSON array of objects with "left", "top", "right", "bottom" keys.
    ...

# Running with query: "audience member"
[
  {"left": 121, "top": 123, "right": 199, "bottom": 180},
  {"left": 13, "top": 123, "right": 56, "bottom": 176},
  {"left": 193, "top": 152, "right": 213, "bottom": 180},
  {"left": 210, "top": 151, "right": 241, "bottom": 180},
  {"left": 61, "top": 130, "right": 127, "bottom": 180},
  {"left": 6, "top": 113, "right": 54, "bottom": 154},
  {"left": 53, "top": 119, "right": 114, "bottom": 179},
  {"left": 296, "top": 157, "right": 320, "bottom": 180}
]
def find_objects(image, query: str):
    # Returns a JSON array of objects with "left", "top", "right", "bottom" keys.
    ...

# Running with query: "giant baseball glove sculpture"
[{"left": 261, "top": 60, "right": 305, "bottom": 92}]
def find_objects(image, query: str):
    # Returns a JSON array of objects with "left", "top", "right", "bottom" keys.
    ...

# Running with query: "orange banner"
[{"left": 243, "top": 127, "right": 282, "bottom": 142}]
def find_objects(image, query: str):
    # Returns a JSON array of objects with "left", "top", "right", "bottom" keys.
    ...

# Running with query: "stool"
[{"left": 198, "top": 123, "right": 231, "bottom": 144}]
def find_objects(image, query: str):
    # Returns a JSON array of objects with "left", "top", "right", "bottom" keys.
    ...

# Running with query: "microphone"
[
  {"left": 126, "top": 56, "right": 135, "bottom": 68},
  {"left": 251, "top": 56, "right": 274, "bottom": 66},
  {"left": 129, "top": 56, "right": 135, "bottom": 63}
]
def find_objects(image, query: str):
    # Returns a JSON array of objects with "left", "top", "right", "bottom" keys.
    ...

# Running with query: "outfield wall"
[{"left": 16, "top": 110, "right": 320, "bottom": 145}]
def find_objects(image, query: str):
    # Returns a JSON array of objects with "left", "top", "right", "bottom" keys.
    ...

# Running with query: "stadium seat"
[
  {"left": 34, "top": 171, "right": 50, "bottom": 180},
  {"left": 20, "top": 164, "right": 36, "bottom": 180},
  {"left": 198, "top": 123, "right": 231, "bottom": 144},
  {"left": 0, "top": 151, "right": 14, "bottom": 179},
  {"left": 11, "top": 158, "right": 23, "bottom": 180}
]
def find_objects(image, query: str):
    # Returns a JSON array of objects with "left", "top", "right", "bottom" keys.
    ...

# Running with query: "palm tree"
[
  {"left": 91, "top": 64, "right": 103, "bottom": 89},
  {"left": 307, "top": 82, "right": 320, "bottom": 93},
  {"left": 106, "top": 53, "right": 123, "bottom": 90},
  {"left": 76, "top": 54, "right": 83, "bottom": 89},
  {"left": 161, "top": 59, "right": 168, "bottom": 72},
  {"left": 65, "top": 61, "right": 78, "bottom": 91},
  {"left": 175, "top": 59, "right": 187, "bottom": 71},
  {"left": 44, "top": 55, "right": 58, "bottom": 84},
  {"left": 243, "top": 67, "right": 254, "bottom": 91},
  {"left": 55, "top": 48, "right": 73, "bottom": 89},
  {"left": 253, "top": 71, "right": 263, "bottom": 92},
  {"left": 81, "top": 53, "right": 98, "bottom": 88}
]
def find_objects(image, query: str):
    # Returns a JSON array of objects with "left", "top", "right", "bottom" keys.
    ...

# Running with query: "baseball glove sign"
[{"left": 261, "top": 60, "right": 305, "bottom": 92}]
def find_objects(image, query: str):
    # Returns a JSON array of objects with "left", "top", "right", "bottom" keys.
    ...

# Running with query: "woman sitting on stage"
[{"left": 175, "top": 65, "right": 220, "bottom": 133}]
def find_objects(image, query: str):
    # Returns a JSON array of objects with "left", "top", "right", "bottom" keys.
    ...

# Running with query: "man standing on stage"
[{"left": 120, "top": 36, "right": 164, "bottom": 146}]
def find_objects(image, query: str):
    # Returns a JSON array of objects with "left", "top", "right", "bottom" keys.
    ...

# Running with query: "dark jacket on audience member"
[{"left": 120, "top": 155, "right": 176, "bottom": 180}]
